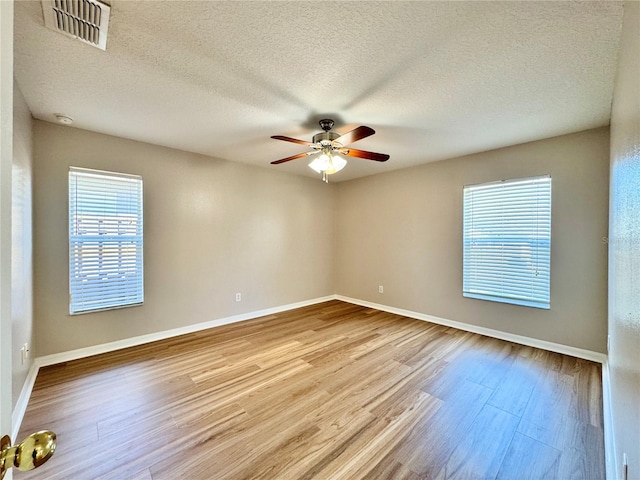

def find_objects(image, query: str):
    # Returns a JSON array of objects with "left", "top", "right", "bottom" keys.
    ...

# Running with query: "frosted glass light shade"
[
  {"left": 309, "top": 153, "right": 347, "bottom": 174},
  {"left": 308, "top": 154, "right": 328, "bottom": 173},
  {"left": 326, "top": 155, "right": 347, "bottom": 174}
]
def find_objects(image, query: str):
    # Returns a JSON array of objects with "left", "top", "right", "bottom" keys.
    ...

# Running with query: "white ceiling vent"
[{"left": 41, "top": 0, "right": 110, "bottom": 50}]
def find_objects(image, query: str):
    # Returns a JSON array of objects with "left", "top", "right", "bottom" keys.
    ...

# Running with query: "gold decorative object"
[{"left": 0, "top": 431, "right": 56, "bottom": 479}]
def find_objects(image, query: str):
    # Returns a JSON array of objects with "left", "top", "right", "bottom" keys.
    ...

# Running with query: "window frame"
[
  {"left": 462, "top": 175, "right": 551, "bottom": 310},
  {"left": 68, "top": 167, "right": 144, "bottom": 315}
]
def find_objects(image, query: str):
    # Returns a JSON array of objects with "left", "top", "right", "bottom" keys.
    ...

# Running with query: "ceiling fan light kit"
[
  {"left": 309, "top": 153, "right": 347, "bottom": 182},
  {"left": 270, "top": 119, "right": 389, "bottom": 182}
]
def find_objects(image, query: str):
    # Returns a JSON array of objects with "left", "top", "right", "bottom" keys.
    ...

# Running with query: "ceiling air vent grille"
[{"left": 41, "top": 0, "right": 111, "bottom": 50}]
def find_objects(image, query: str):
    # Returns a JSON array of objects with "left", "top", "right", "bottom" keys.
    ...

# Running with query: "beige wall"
[
  {"left": 608, "top": 1, "right": 640, "bottom": 478},
  {"left": 33, "top": 124, "right": 611, "bottom": 356},
  {"left": 33, "top": 121, "right": 335, "bottom": 356},
  {"left": 12, "top": 82, "right": 33, "bottom": 408},
  {"left": 336, "top": 128, "right": 609, "bottom": 353}
]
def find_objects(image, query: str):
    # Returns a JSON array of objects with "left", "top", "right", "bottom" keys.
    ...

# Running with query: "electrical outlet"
[
  {"left": 623, "top": 453, "right": 628, "bottom": 480},
  {"left": 378, "top": 285, "right": 384, "bottom": 294},
  {"left": 235, "top": 292, "right": 241, "bottom": 302},
  {"left": 21, "top": 343, "right": 29, "bottom": 364}
]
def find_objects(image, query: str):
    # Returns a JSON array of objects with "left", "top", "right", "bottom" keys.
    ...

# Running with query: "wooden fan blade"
[
  {"left": 271, "top": 151, "right": 315, "bottom": 165},
  {"left": 271, "top": 135, "right": 315, "bottom": 147},
  {"left": 339, "top": 148, "right": 389, "bottom": 162},
  {"left": 335, "top": 126, "right": 375, "bottom": 146}
]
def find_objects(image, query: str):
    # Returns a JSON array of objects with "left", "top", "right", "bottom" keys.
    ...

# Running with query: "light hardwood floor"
[{"left": 18, "top": 301, "right": 604, "bottom": 479}]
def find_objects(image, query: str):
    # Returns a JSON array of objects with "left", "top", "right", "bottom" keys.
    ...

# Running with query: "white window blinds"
[
  {"left": 69, "top": 167, "right": 144, "bottom": 314},
  {"left": 463, "top": 176, "right": 551, "bottom": 309}
]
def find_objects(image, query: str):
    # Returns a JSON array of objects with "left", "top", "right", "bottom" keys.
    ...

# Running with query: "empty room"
[{"left": 1, "top": 1, "right": 638, "bottom": 479}]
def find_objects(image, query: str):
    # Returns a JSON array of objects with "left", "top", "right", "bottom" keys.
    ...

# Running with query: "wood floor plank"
[
  {"left": 487, "top": 354, "right": 540, "bottom": 416},
  {"left": 299, "top": 391, "right": 440, "bottom": 480},
  {"left": 402, "top": 379, "right": 495, "bottom": 477},
  {"left": 439, "top": 404, "right": 520, "bottom": 479},
  {"left": 518, "top": 416, "right": 606, "bottom": 479},
  {"left": 362, "top": 457, "right": 421, "bottom": 480},
  {"left": 129, "top": 469, "right": 153, "bottom": 480},
  {"left": 496, "top": 432, "right": 562, "bottom": 480},
  {"left": 16, "top": 300, "right": 604, "bottom": 479}
]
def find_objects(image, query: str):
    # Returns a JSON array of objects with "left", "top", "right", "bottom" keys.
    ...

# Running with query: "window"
[
  {"left": 463, "top": 175, "right": 551, "bottom": 309},
  {"left": 69, "top": 167, "right": 143, "bottom": 314}
]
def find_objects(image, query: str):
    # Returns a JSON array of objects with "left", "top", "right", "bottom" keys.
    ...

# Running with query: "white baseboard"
[
  {"left": 35, "top": 295, "right": 335, "bottom": 368},
  {"left": 339, "top": 296, "right": 615, "bottom": 477},
  {"left": 602, "top": 360, "right": 618, "bottom": 480},
  {"left": 336, "top": 295, "right": 607, "bottom": 363},
  {"left": 14, "top": 294, "right": 610, "bottom": 452},
  {"left": 11, "top": 295, "right": 335, "bottom": 435},
  {"left": 12, "top": 361, "right": 39, "bottom": 438}
]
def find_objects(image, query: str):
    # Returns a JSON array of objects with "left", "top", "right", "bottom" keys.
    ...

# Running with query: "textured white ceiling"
[{"left": 14, "top": 1, "right": 623, "bottom": 182}]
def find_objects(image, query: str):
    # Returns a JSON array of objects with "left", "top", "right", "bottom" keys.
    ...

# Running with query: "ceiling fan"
[{"left": 270, "top": 119, "right": 389, "bottom": 182}]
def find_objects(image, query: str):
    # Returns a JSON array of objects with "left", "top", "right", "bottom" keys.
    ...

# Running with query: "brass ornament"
[{"left": 0, "top": 431, "right": 56, "bottom": 479}]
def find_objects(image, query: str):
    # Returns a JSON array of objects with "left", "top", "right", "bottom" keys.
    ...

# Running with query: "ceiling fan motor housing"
[
  {"left": 313, "top": 119, "right": 340, "bottom": 147},
  {"left": 312, "top": 131, "right": 340, "bottom": 146}
]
